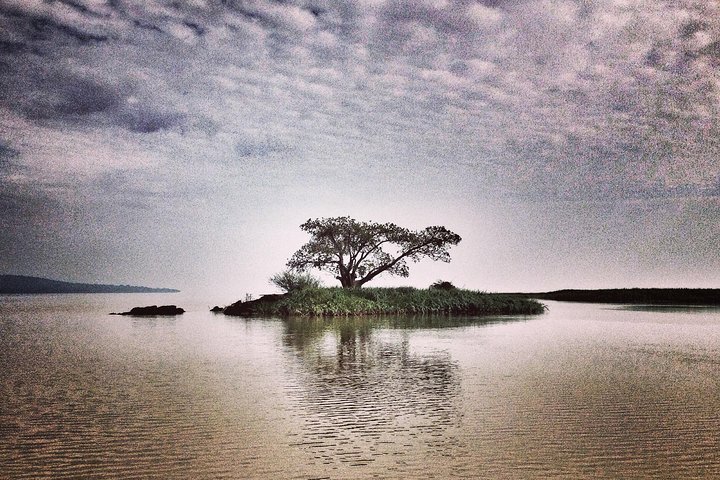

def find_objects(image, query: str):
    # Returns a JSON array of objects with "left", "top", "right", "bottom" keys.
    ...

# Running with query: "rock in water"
[
  {"left": 223, "top": 294, "right": 284, "bottom": 316},
  {"left": 111, "top": 305, "right": 185, "bottom": 316}
]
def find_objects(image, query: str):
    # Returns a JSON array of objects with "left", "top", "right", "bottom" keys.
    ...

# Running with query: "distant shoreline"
[
  {"left": 0, "top": 275, "right": 179, "bottom": 295},
  {"left": 516, "top": 288, "right": 720, "bottom": 305}
]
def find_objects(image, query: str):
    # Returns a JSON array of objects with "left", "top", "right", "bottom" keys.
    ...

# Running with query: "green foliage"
[
  {"left": 287, "top": 216, "right": 462, "bottom": 288},
  {"left": 229, "top": 286, "right": 546, "bottom": 317},
  {"left": 275, "top": 288, "right": 378, "bottom": 316},
  {"left": 269, "top": 270, "right": 323, "bottom": 293},
  {"left": 429, "top": 280, "right": 456, "bottom": 290}
]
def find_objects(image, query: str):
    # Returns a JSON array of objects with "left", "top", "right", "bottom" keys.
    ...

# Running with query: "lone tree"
[{"left": 287, "top": 217, "right": 462, "bottom": 289}]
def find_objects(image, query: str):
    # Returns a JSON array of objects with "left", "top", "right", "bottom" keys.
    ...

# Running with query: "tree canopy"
[{"left": 287, "top": 217, "right": 462, "bottom": 288}]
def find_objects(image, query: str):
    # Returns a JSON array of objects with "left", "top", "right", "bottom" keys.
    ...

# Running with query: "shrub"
[
  {"left": 269, "top": 270, "right": 323, "bottom": 293},
  {"left": 429, "top": 280, "right": 456, "bottom": 290}
]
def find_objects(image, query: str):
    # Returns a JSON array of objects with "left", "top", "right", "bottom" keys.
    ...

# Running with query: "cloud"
[
  {"left": 1, "top": 0, "right": 720, "bottom": 204},
  {"left": 22, "top": 76, "right": 121, "bottom": 120},
  {"left": 116, "top": 108, "right": 186, "bottom": 134},
  {"left": 234, "top": 136, "right": 290, "bottom": 158},
  {"left": 2, "top": 0, "right": 720, "bottom": 294},
  {"left": 0, "top": 141, "right": 19, "bottom": 166},
  {"left": 466, "top": 3, "right": 503, "bottom": 25},
  {"left": 0, "top": 48, "right": 185, "bottom": 135},
  {"left": 0, "top": 1, "right": 111, "bottom": 44}
]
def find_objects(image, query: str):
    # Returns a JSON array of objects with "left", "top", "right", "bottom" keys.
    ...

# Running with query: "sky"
[{"left": 1, "top": 0, "right": 719, "bottom": 300}]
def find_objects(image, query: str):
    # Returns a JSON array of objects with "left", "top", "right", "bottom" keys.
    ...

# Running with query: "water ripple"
[{"left": 2, "top": 297, "right": 720, "bottom": 478}]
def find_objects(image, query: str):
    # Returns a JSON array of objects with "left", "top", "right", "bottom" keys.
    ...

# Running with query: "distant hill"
[
  {"left": 0, "top": 275, "right": 179, "bottom": 294},
  {"left": 519, "top": 288, "right": 720, "bottom": 305}
]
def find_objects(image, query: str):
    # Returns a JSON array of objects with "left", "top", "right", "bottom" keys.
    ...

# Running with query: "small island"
[
  {"left": 111, "top": 305, "right": 185, "bottom": 316},
  {"left": 221, "top": 217, "right": 545, "bottom": 317},
  {"left": 222, "top": 287, "right": 545, "bottom": 317}
]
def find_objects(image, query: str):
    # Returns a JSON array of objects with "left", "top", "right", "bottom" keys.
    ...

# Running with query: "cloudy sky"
[{"left": 1, "top": 0, "right": 719, "bottom": 299}]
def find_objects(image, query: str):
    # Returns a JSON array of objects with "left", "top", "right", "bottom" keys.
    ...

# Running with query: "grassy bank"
[
  {"left": 524, "top": 288, "right": 720, "bottom": 305},
  {"left": 223, "top": 287, "right": 546, "bottom": 317}
]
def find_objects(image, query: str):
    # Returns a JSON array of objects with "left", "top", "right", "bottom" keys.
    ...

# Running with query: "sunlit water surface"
[{"left": 1, "top": 294, "right": 720, "bottom": 478}]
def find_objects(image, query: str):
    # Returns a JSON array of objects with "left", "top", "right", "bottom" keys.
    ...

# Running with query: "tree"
[{"left": 287, "top": 217, "right": 462, "bottom": 289}]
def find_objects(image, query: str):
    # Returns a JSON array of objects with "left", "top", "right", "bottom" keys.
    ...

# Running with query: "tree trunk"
[{"left": 337, "top": 273, "right": 362, "bottom": 288}]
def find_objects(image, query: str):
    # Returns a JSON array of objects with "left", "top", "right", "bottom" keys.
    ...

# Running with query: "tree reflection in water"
[{"left": 280, "top": 315, "right": 519, "bottom": 471}]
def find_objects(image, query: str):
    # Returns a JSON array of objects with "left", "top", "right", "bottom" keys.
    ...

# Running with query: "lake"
[{"left": 1, "top": 294, "right": 719, "bottom": 478}]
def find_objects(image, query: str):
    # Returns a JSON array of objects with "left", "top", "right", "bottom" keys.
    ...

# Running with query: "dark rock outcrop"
[
  {"left": 210, "top": 305, "right": 223, "bottom": 312},
  {"left": 111, "top": 305, "right": 185, "bottom": 316},
  {"left": 222, "top": 294, "right": 285, "bottom": 316}
]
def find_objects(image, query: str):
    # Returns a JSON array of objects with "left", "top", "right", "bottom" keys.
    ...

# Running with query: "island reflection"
[{"left": 279, "top": 315, "right": 526, "bottom": 470}]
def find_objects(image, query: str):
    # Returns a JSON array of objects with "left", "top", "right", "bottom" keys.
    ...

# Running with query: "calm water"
[{"left": 1, "top": 294, "right": 720, "bottom": 478}]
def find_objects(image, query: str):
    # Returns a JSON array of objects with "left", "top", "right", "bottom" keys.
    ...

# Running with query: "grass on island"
[
  {"left": 223, "top": 286, "right": 546, "bottom": 317},
  {"left": 524, "top": 288, "right": 720, "bottom": 305}
]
